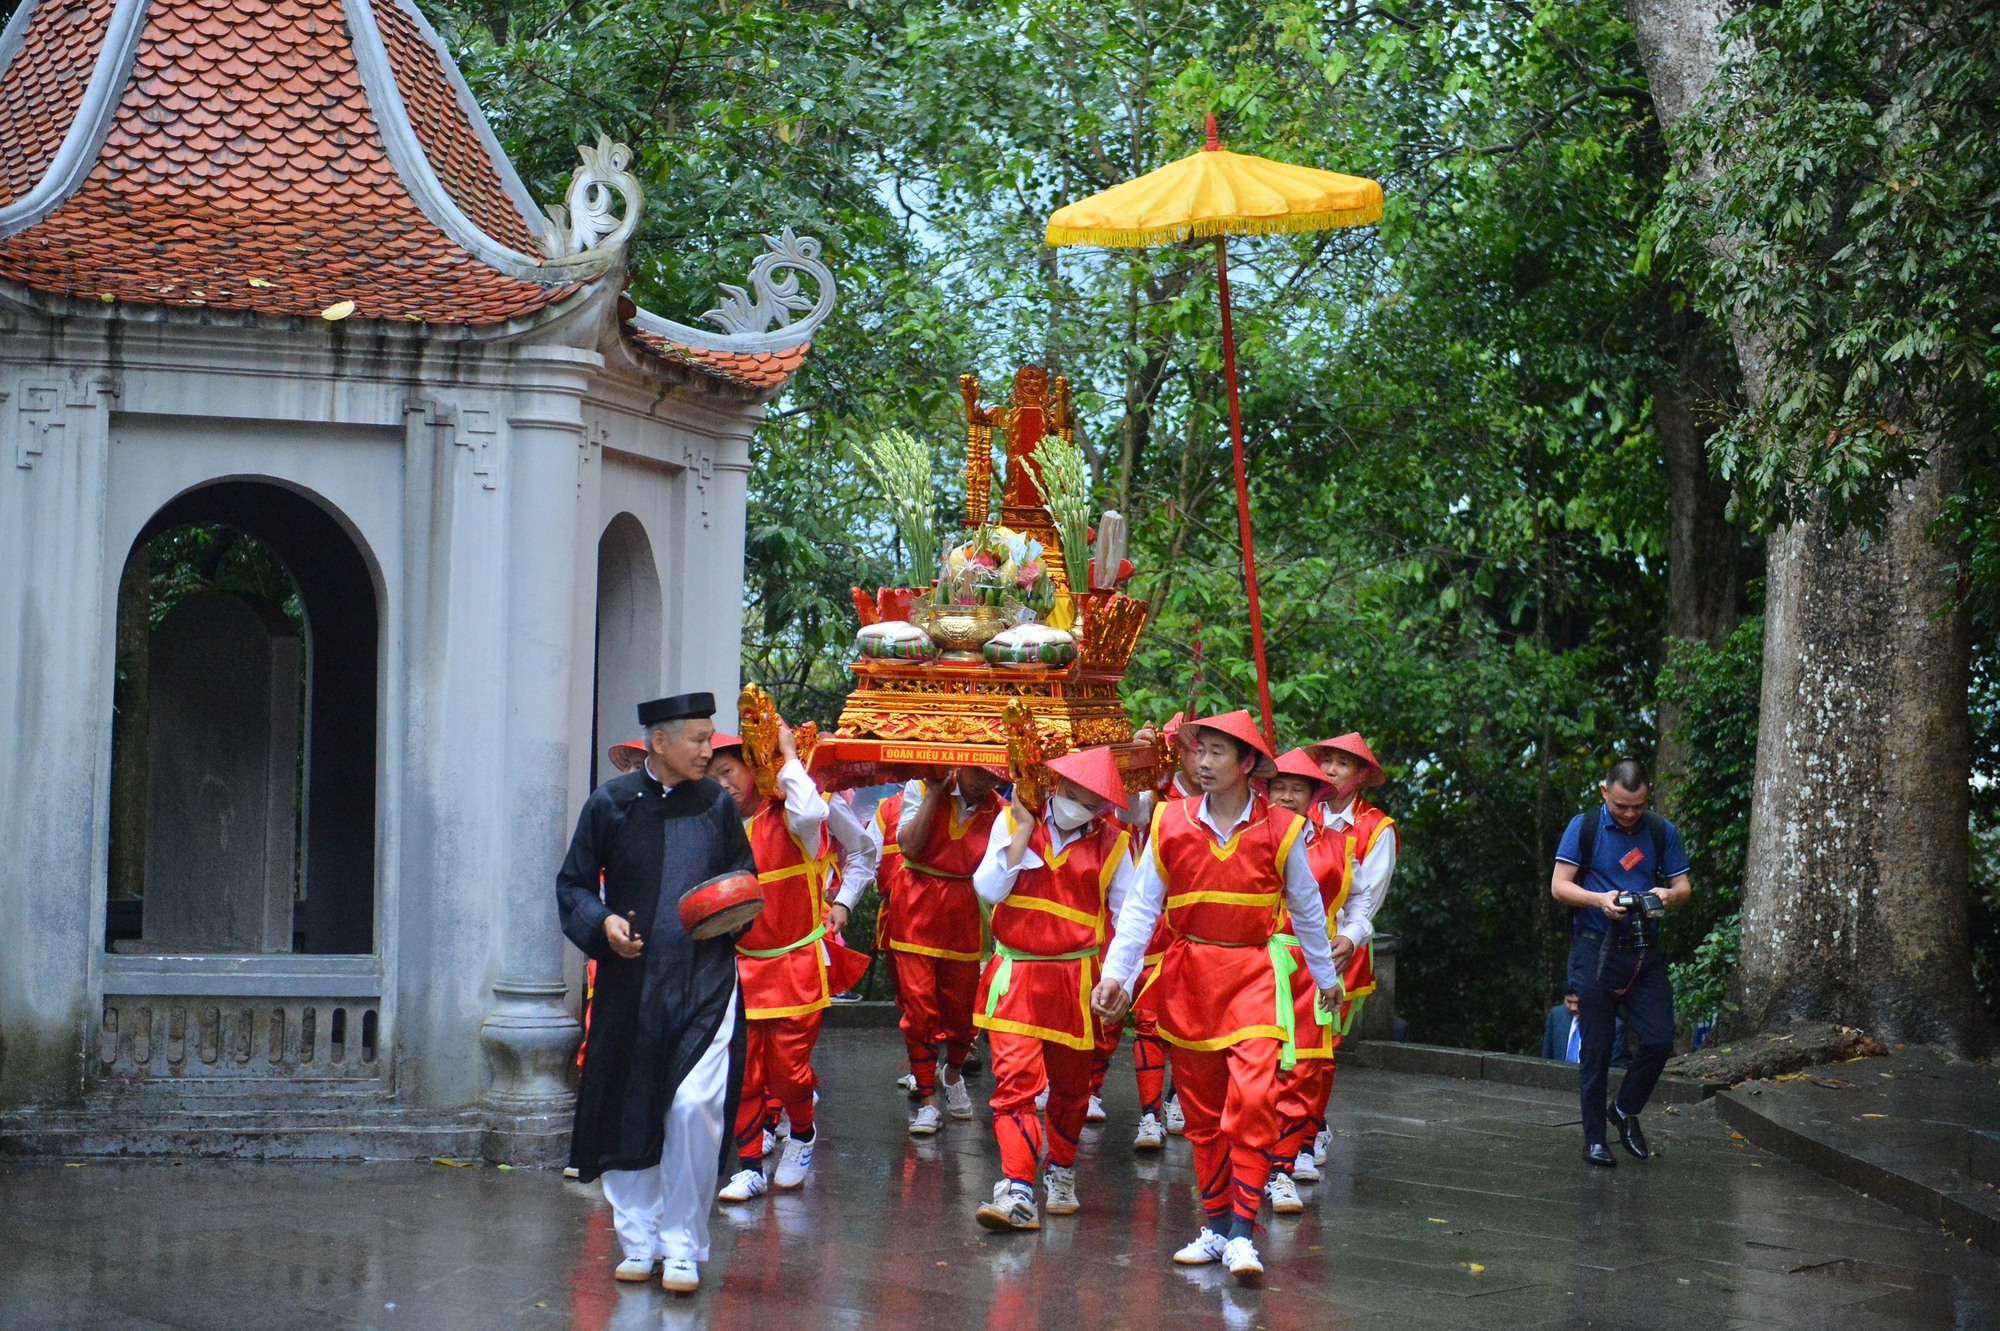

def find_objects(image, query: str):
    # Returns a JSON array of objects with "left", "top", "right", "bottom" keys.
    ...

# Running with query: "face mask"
[{"left": 1049, "top": 792, "right": 1099, "bottom": 831}]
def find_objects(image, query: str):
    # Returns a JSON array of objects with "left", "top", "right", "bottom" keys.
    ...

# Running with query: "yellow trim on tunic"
[
  {"left": 1161, "top": 1024, "right": 1290, "bottom": 1051},
  {"left": 886, "top": 939, "right": 984, "bottom": 962}
]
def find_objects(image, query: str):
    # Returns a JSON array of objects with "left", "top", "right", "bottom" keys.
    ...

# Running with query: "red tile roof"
[
  {"left": 0, "top": 0, "right": 815, "bottom": 392},
  {"left": 0, "top": 0, "right": 576, "bottom": 323},
  {"left": 623, "top": 322, "right": 811, "bottom": 392},
  {"left": 373, "top": 0, "right": 541, "bottom": 255}
]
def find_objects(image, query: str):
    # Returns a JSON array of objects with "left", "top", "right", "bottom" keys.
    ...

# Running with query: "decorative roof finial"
[
  {"left": 701, "top": 228, "right": 835, "bottom": 337},
  {"left": 541, "top": 135, "right": 643, "bottom": 260}
]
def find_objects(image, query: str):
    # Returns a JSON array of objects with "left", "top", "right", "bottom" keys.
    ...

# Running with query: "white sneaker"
[
  {"left": 760, "top": 1128, "right": 777, "bottom": 1157},
  {"left": 661, "top": 1257, "right": 700, "bottom": 1293},
  {"left": 909, "top": 1103, "right": 942, "bottom": 1136},
  {"left": 943, "top": 1075, "right": 975, "bottom": 1120},
  {"left": 1293, "top": 1148, "right": 1321, "bottom": 1183},
  {"left": 1223, "top": 1235, "right": 1263, "bottom": 1281},
  {"left": 717, "top": 1167, "right": 766, "bottom": 1202},
  {"left": 1313, "top": 1127, "right": 1330, "bottom": 1165},
  {"left": 1266, "top": 1171, "right": 1304, "bottom": 1214},
  {"left": 896, "top": 1069, "right": 918, "bottom": 1093},
  {"left": 1042, "top": 1164, "right": 1079, "bottom": 1215},
  {"left": 773, "top": 1134, "right": 814, "bottom": 1189},
  {"left": 614, "top": 1255, "right": 659, "bottom": 1282},
  {"left": 1165, "top": 1095, "right": 1186, "bottom": 1135},
  {"left": 975, "top": 1180, "right": 1041, "bottom": 1231},
  {"left": 1034, "top": 1086, "right": 1050, "bottom": 1110},
  {"left": 1085, "top": 1094, "right": 1106, "bottom": 1123},
  {"left": 1173, "top": 1227, "right": 1228, "bottom": 1265},
  {"left": 1133, "top": 1112, "right": 1165, "bottom": 1152}
]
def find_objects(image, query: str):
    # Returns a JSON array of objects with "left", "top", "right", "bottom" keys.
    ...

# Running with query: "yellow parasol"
[{"left": 1046, "top": 115, "right": 1382, "bottom": 744}]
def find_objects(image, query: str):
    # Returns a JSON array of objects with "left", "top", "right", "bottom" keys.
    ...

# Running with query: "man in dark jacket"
[{"left": 557, "top": 692, "right": 754, "bottom": 1294}]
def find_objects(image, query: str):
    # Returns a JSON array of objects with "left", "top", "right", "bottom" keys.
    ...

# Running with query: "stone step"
[{"left": 0, "top": 1105, "right": 488, "bottom": 1162}]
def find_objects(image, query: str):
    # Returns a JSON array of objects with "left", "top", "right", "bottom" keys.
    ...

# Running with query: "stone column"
[{"left": 478, "top": 344, "right": 597, "bottom": 1164}]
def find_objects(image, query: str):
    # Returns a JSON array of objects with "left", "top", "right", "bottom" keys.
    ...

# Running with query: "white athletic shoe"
[
  {"left": 716, "top": 1167, "right": 767, "bottom": 1202},
  {"left": 1133, "top": 1112, "right": 1165, "bottom": 1152},
  {"left": 1043, "top": 1164, "right": 1080, "bottom": 1215},
  {"left": 1223, "top": 1236, "right": 1263, "bottom": 1281},
  {"left": 1165, "top": 1095, "right": 1186, "bottom": 1135},
  {"left": 1266, "top": 1171, "right": 1304, "bottom": 1214},
  {"left": 1293, "top": 1148, "right": 1321, "bottom": 1183},
  {"left": 1313, "top": 1127, "right": 1330, "bottom": 1165},
  {"left": 944, "top": 1075, "right": 975, "bottom": 1120},
  {"left": 909, "top": 1103, "right": 943, "bottom": 1136},
  {"left": 661, "top": 1257, "right": 700, "bottom": 1293},
  {"left": 1173, "top": 1227, "right": 1228, "bottom": 1265},
  {"left": 1085, "top": 1094, "right": 1107, "bottom": 1123},
  {"left": 760, "top": 1128, "right": 777, "bottom": 1157},
  {"left": 1034, "top": 1086, "right": 1050, "bottom": 1110},
  {"left": 975, "top": 1180, "right": 1041, "bottom": 1231},
  {"left": 896, "top": 1069, "right": 919, "bottom": 1093},
  {"left": 614, "top": 1256, "right": 659, "bottom": 1282},
  {"left": 773, "top": 1134, "right": 814, "bottom": 1189}
]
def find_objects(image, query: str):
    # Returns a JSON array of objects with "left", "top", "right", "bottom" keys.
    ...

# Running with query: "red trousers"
[
  {"left": 988, "top": 1029, "right": 1093, "bottom": 1183},
  {"left": 1172, "top": 1037, "right": 1281, "bottom": 1227},
  {"left": 732, "top": 1011, "right": 823, "bottom": 1164},
  {"left": 1089, "top": 1010, "right": 1122, "bottom": 1096},
  {"left": 1132, "top": 1010, "right": 1169, "bottom": 1115},
  {"left": 1273, "top": 1057, "right": 1336, "bottom": 1168},
  {"left": 892, "top": 949, "right": 978, "bottom": 1096}
]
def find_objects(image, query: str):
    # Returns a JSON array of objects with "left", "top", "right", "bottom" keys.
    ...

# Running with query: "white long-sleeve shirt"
[
  {"left": 1322, "top": 798, "right": 1396, "bottom": 948},
  {"left": 895, "top": 776, "right": 985, "bottom": 844},
  {"left": 970, "top": 806, "right": 1137, "bottom": 928},
  {"left": 767, "top": 757, "right": 829, "bottom": 847},
  {"left": 824, "top": 789, "right": 882, "bottom": 910},
  {"left": 1100, "top": 794, "right": 1340, "bottom": 994}
]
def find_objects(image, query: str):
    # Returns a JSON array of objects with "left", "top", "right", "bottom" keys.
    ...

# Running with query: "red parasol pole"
[{"left": 1205, "top": 117, "right": 1276, "bottom": 748}]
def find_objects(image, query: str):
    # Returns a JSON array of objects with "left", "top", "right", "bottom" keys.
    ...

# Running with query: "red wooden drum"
[{"left": 678, "top": 871, "right": 764, "bottom": 940}]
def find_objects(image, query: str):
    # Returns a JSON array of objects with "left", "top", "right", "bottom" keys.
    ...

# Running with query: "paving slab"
[{"left": 2, "top": 1028, "right": 1996, "bottom": 1331}]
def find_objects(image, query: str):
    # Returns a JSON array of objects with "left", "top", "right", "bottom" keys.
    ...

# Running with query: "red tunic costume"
[
  {"left": 887, "top": 781, "right": 1001, "bottom": 1097},
  {"left": 730, "top": 800, "right": 841, "bottom": 1163},
  {"left": 975, "top": 810, "right": 1132, "bottom": 1183},
  {"left": 1125, "top": 776, "right": 1196, "bottom": 1118},
  {"left": 1138, "top": 793, "right": 1308, "bottom": 1227},
  {"left": 1274, "top": 798, "right": 1397, "bottom": 1166}
]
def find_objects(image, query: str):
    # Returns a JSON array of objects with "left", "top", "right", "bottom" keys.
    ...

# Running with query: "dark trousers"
[{"left": 1567, "top": 931, "right": 1675, "bottom": 1147}]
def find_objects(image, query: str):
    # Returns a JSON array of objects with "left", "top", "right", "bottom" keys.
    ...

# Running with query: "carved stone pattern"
[
  {"left": 702, "top": 228, "right": 835, "bottom": 337},
  {"left": 13, "top": 375, "right": 115, "bottom": 470},
  {"left": 541, "top": 135, "right": 643, "bottom": 260},
  {"left": 96, "top": 996, "right": 383, "bottom": 1081},
  {"left": 681, "top": 439, "right": 714, "bottom": 527}
]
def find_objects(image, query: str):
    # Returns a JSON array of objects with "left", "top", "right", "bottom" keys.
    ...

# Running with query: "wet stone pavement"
[{"left": 3, "top": 1027, "right": 1997, "bottom": 1331}]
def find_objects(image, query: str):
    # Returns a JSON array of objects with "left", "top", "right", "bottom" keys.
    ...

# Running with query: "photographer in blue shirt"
[{"left": 1550, "top": 760, "right": 1692, "bottom": 1167}]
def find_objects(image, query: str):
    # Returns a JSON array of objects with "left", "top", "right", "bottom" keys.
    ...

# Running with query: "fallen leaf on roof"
[
  {"left": 247, "top": 278, "right": 274, "bottom": 289},
  {"left": 322, "top": 299, "right": 356, "bottom": 321}
]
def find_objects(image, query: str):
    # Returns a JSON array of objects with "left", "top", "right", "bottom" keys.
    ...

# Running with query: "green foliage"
[
  {"left": 1659, "top": 616, "right": 1765, "bottom": 1023},
  {"left": 1655, "top": 0, "right": 2000, "bottom": 532},
  {"left": 145, "top": 526, "right": 305, "bottom": 631}
]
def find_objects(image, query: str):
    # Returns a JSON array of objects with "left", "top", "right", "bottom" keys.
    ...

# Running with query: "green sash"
[
  {"left": 737, "top": 922, "right": 826, "bottom": 959},
  {"left": 983, "top": 942, "right": 1098, "bottom": 1018}
]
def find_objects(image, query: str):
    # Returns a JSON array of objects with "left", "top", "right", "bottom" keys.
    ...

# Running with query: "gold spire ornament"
[
  {"left": 738, "top": 683, "right": 784, "bottom": 799},
  {"left": 1002, "top": 698, "right": 1065, "bottom": 809}
]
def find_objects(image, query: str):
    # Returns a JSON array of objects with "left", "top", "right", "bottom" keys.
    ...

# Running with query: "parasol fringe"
[{"left": 1044, "top": 201, "right": 1384, "bottom": 249}]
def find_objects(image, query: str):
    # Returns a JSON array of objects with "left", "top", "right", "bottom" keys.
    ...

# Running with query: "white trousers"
[{"left": 599, "top": 989, "right": 736, "bottom": 1263}]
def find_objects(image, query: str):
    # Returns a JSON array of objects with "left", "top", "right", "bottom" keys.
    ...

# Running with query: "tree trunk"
[
  {"left": 1739, "top": 444, "right": 1983, "bottom": 1049},
  {"left": 1654, "top": 319, "right": 1744, "bottom": 800},
  {"left": 1628, "top": 0, "right": 1988, "bottom": 1051}
]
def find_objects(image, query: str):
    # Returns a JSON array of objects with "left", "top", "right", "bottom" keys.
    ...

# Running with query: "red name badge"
[{"left": 1619, "top": 847, "right": 1645, "bottom": 872}]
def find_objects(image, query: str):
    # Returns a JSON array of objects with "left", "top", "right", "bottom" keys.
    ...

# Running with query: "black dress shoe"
[
  {"left": 1583, "top": 1142, "right": 1617, "bottom": 1168},
  {"left": 1610, "top": 1104, "right": 1651, "bottom": 1160}
]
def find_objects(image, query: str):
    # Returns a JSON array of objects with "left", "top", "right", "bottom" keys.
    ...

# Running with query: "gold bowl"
[{"left": 926, "top": 605, "right": 1007, "bottom": 661}]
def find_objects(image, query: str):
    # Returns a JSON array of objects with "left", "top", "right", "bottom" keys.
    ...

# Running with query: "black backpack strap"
[
  {"left": 1575, "top": 811, "right": 1597, "bottom": 882},
  {"left": 1645, "top": 812, "right": 1668, "bottom": 886}
]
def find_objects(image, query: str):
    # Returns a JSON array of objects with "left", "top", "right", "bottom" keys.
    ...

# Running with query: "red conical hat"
[
  {"left": 1309, "top": 731, "right": 1385, "bottom": 789},
  {"left": 1045, "top": 745, "right": 1130, "bottom": 810},
  {"left": 1272, "top": 748, "right": 1335, "bottom": 799},
  {"left": 709, "top": 732, "right": 745, "bottom": 755},
  {"left": 606, "top": 737, "right": 648, "bottom": 767},
  {"left": 1187, "top": 709, "right": 1278, "bottom": 778},
  {"left": 1162, "top": 710, "right": 1194, "bottom": 751}
]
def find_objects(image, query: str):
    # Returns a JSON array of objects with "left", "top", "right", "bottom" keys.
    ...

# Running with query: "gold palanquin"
[{"left": 810, "top": 365, "right": 1156, "bottom": 791}]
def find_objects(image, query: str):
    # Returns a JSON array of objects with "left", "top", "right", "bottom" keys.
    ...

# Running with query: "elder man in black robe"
[{"left": 557, "top": 692, "right": 754, "bottom": 1294}]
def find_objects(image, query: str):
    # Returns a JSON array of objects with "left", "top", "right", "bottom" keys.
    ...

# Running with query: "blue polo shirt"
[{"left": 1554, "top": 807, "right": 1690, "bottom": 934}]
